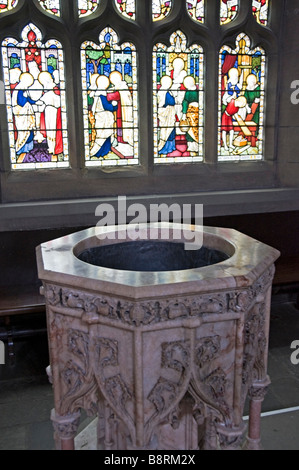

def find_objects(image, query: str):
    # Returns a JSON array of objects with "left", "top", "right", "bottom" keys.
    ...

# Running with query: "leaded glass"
[
  {"left": 114, "top": 0, "right": 135, "bottom": 20},
  {"left": 153, "top": 30, "right": 204, "bottom": 164},
  {"left": 0, "top": 1, "right": 18, "bottom": 13},
  {"left": 38, "top": 0, "right": 60, "bottom": 16},
  {"left": 252, "top": 0, "right": 269, "bottom": 26},
  {"left": 81, "top": 27, "right": 138, "bottom": 167},
  {"left": 79, "top": 0, "right": 100, "bottom": 17},
  {"left": 152, "top": 1, "right": 172, "bottom": 21},
  {"left": 218, "top": 33, "right": 266, "bottom": 161},
  {"left": 1, "top": 23, "right": 69, "bottom": 169},
  {"left": 220, "top": 0, "right": 239, "bottom": 25},
  {"left": 186, "top": 0, "right": 204, "bottom": 24}
]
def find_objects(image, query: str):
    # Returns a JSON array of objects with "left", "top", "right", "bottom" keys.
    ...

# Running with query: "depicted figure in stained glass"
[
  {"left": 244, "top": 73, "right": 260, "bottom": 126},
  {"left": 252, "top": 0, "right": 269, "bottom": 25},
  {"left": 1, "top": 24, "right": 68, "bottom": 168},
  {"left": 27, "top": 61, "right": 45, "bottom": 144},
  {"left": 153, "top": 30, "right": 204, "bottom": 164},
  {"left": 220, "top": 0, "right": 239, "bottom": 24},
  {"left": 12, "top": 72, "right": 36, "bottom": 158},
  {"left": 157, "top": 75, "right": 176, "bottom": 155},
  {"left": 81, "top": 27, "right": 138, "bottom": 166},
  {"left": 90, "top": 74, "right": 118, "bottom": 158},
  {"left": 170, "top": 57, "right": 188, "bottom": 126},
  {"left": 221, "top": 94, "right": 249, "bottom": 151},
  {"left": 181, "top": 75, "right": 199, "bottom": 155},
  {"left": 218, "top": 33, "right": 266, "bottom": 161},
  {"left": 38, "top": 71, "right": 63, "bottom": 156},
  {"left": 107, "top": 70, "right": 134, "bottom": 151}
]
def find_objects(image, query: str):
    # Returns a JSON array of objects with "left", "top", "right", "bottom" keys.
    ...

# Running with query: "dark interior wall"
[
  {"left": 204, "top": 211, "right": 299, "bottom": 258},
  {"left": 0, "top": 226, "right": 83, "bottom": 288},
  {"left": 1, "top": 211, "right": 298, "bottom": 289}
]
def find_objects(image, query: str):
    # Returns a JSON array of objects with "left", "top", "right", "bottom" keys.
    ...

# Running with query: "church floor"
[{"left": 0, "top": 299, "right": 299, "bottom": 451}]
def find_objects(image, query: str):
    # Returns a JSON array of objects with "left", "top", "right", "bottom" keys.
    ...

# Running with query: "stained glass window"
[
  {"left": 0, "top": 1, "right": 18, "bottom": 13},
  {"left": 1, "top": 23, "right": 69, "bottom": 169},
  {"left": 220, "top": 0, "right": 239, "bottom": 25},
  {"left": 78, "top": 0, "right": 100, "bottom": 18},
  {"left": 218, "top": 33, "right": 266, "bottom": 161},
  {"left": 186, "top": 0, "right": 204, "bottom": 23},
  {"left": 152, "top": 1, "right": 172, "bottom": 22},
  {"left": 38, "top": 0, "right": 60, "bottom": 16},
  {"left": 81, "top": 27, "right": 138, "bottom": 167},
  {"left": 114, "top": 0, "right": 135, "bottom": 20},
  {"left": 252, "top": 0, "right": 269, "bottom": 26},
  {"left": 153, "top": 30, "right": 204, "bottom": 164}
]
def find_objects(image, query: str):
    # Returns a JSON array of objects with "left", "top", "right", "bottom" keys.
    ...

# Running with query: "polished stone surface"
[{"left": 36, "top": 224, "right": 280, "bottom": 450}]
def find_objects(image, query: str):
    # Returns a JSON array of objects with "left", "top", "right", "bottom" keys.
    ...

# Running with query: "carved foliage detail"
[
  {"left": 147, "top": 335, "right": 231, "bottom": 439},
  {"left": 58, "top": 328, "right": 133, "bottom": 423},
  {"left": 44, "top": 284, "right": 254, "bottom": 326}
]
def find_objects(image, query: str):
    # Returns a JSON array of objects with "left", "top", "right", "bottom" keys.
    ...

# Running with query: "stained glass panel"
[
  {"left": 0, "top": 1, "right": 18, "bottom": 13},
  {"left": 220, "top": 0, "right": 239, "bottom": 25},
  {"left": 114, "top": 0, "right": 135, "bottom": 20},
  {"left": 218, "top": 33, "right": 266, "bottom": 161},
  {"left": 38, "top": 0, "right": 60, "bottom": 16},
  {"left": 186, "top": 0, "right": 204, "bottom": 24},
  {"left": 152, "top": 1, "right": 172, "bottom": 22},
  {"left": 79, "top": 0, "right": 100, "bottom": 17},
  {"left": 252, "top": 0, "right": 269, "bottom": 26},
  {"left": 153, "top": 30, "right": 204, "bottom": 164},
  {"left": 81, "top": 27, "right": 138, "bottom": 167},
  {"left": 1, "top": 23, "right": 69, "bottom": 169}
]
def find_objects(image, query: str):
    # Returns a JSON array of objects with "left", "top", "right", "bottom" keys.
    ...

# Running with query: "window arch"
[
  {"left": 114, "top": 0, "right": 136, "bottom": 20},
  {"left": 38, "top": 0, "right": 60, "bottom": 16},
  {"left": 152, "top": 1, "right": 172, "bottom": 22},
  {"left": 220, "top": 0, "right": 239, "bottom": 25},
  {"left": 79, "top": 0, "right": 100, "bottom": 18},
  {"left": 218, "top": 33, "right": 266, "bottom": 162},
  {"left": 1, "top": 23, "right": 69, "bottom": 169},
  {"left": 0, "top": 0, "right": 18, "bottom": 13},
  {"left": 186, "top": 0, "right": 204, "bottom": 23},
  {"left": 153, "top": 30, "right": 204, "bottom": 164},
  {"left": 252, "top": 0, "right": 269, "bottom": 26},
  {"left": 81, "top": 27, "right": 138, "bottom": 167}
]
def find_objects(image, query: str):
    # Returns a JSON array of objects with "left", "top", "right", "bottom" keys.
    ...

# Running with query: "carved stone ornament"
[{"left": 36, "top": 223, "right": 280, "bottom": 450}]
